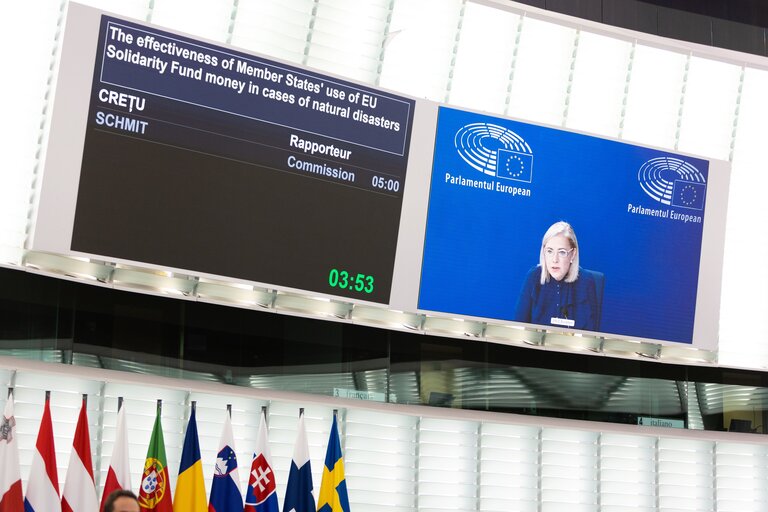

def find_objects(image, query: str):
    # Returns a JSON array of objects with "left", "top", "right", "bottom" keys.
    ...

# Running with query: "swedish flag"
[{"left": 316, "top": 416, "right": 350, "bottom": 512}]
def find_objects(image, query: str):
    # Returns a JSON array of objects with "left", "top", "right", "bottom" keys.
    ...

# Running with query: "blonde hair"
[{"left": 539, "top": 221, "right": 579, "bottom": 284}]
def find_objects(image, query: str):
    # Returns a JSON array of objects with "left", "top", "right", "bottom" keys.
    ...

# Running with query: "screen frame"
[{"left": 31, "top": 2, "right": 729, "bottom": 351}]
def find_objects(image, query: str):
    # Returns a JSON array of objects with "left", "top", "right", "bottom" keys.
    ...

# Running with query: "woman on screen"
[{"left": 513, "top": 221, "right": 603, "bottom": 331}]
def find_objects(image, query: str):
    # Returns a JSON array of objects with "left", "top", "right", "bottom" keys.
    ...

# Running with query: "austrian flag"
[{"left": 62, "top": 397, "right": 98, "bottom": 512}]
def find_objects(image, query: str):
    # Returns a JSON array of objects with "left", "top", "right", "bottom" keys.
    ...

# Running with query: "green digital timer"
[{"left": 328, "top": 268, "right": 374, "bottom": 294}]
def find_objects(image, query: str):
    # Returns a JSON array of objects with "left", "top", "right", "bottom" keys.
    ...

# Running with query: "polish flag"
[
  {"left": 100, "top": 404, "right": 132, "bottom": 510},
  {"left": 61, "top": 398, "right": 98, "bottom": 512},
  {"left": 0, "top": 392, "right": 23, "bottom": 511},
  {"left": 24, "top": 396, "right": 61, "bottom": 512}
]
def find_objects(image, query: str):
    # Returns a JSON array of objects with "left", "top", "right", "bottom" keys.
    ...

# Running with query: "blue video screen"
[{"left": 418, "top": 107, "right": 710, "bottom": 343}]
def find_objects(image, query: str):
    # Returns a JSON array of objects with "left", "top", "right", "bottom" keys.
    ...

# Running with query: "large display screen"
[
  {"left": 62, "top": 14, "right": 414, "bottom": 304},
  {"left": 34, "top": 4, "right": 729, "bottom": 349},
  {"left": 419, "top": 107, "right": 712, "bottom": 343}
]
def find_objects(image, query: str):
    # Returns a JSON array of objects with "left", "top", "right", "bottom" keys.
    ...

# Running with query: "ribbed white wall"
[{"left": 3, "top": 360, "right": 768, "bottom": 511}]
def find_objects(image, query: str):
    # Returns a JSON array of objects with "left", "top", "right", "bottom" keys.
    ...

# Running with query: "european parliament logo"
[
  {"left": 637, "top": 157, "right": 706, "bottom": 210},
  {"left": 454, "top": 123, "right": 533, "bottom": 183}
]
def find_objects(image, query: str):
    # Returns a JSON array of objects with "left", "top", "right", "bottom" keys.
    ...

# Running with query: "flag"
[
  {"left": 0, "top": 392, "right": 23, "bottom": 511},
  {"left": 208, "top": 411, "right": 242, "bottom": 512},
  {"left": 672, "top": 179, "right": 706, "bottom": 210},
  {"left": 24, "top": 395, "right": 61, "bottom": 512},
  {"left": 243, "top": 411, "right": 278, "bottom": 512},
  {"left": 282, "top": 413, "right": 314, "bottom": 512},
  {"left": 100, "top": 403, "right": 132, "bottom": 511},
  {"left": 61, "top": 398, "right": 98, "bottom": 512},
  {"left": 316, "top": 416, "right": 350, "bottom": 512},
  {"left": 174, "top": 407, "right": 206, "bottom": 512},
  {"left": 138, "top": 408, "right": 173, "bottom": 512}
]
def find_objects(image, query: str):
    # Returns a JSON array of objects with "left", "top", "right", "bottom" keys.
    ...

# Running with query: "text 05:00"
[{"left": 371, "top": 176, "right": 400, "bottom": 192}]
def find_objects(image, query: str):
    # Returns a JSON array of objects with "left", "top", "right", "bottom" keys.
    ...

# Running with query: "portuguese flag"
[{"left": 139, "top": 407, "right": 173, "bottom": 512}]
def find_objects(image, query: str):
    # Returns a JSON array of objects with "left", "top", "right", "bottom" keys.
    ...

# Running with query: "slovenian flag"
[
  {"left": 208, "top": 410, "right": 242, "bottom": 512},
  {"left": 99, "top": 401, "right": 132, "bottom": 511},
  {"left": 282, "top": 412, "right": 315, "bottom": 512},
  {"left": 24, "top": 394, "right": 61, "bottom": 512},
  {"left": 316, "top": 415, "right": 350, "bottom": 512},
  {"left": 0, "top": 391, "right": 23, "bottom": 511},
  {"left": 174, "top": 406, "right": 207, "bottom": 512},
  {"left": 61, "top": 397, "right": 98, "bottom": 512},
  {"left": 244, "top": 410, "right": 278, "bottom": 512}
]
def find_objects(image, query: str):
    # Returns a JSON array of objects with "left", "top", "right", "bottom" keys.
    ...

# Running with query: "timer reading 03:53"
[{"left": 328, "top": 268, "right": 374, "bottom": 294}]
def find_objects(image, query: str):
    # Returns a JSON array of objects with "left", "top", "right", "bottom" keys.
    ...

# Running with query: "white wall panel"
[
  {"left": 716, "top": 442, "right": 768, "bottom": 511},
  {"left": 448, "top": 2, "right": 519, "bottom": 115},
  {"left": 479, "top": 423, "right": 539, "bottom": 512},
  {"left": 230, "top": 0, "right": 314, "bottom": 63},
  {"left": 74, "top": 0, "right": 150, "bottom": 19},
  {"left": 304, "top": 0, "right": 390, "bottom": 84},
  {"left": 379, "top": 0, "right": 463, "bottom": 101},
  {"left": 150, "top": 0, "right": 233, "bottom": 43},
  {"left": 418, "top": 418, "right": 478, "bottom": 512},
  {"left": 541, "top": 429, "right": 598, "bottom": 510},
  {"left": 506, "top": 16, "right": 575, "bottom": 126},
  {"left": 718, "top": 66, "right": 768, "bottom": 369},
  {"left": 677, "top": 57, "right": 740, "bottom": 160},
  {"left": 657, "top": 438, "right": 714, "bottom": 511},
  {"left": 622, "top": 44, "right": 686, "bottom": 149},
  {"left": 0, "top": 1, "right": 62, "bottom": 262},
  {"left": 566, "top": 31, "right": 631, "bottom": 138}
]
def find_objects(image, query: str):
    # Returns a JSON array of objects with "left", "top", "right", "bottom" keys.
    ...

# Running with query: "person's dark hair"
[{"left": 103, "top": 489, "right": 139, "bottom": 512}]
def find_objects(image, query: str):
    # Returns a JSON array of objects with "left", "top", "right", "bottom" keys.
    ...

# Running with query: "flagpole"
[
  {"left": 82, "top": 393, "right": 87, "bottom": 406},
  {"left": 45, "top": 390, "right": 50, "bottom": 402},
  {"left": 262, "top": 405, "right": 267, "bottom": 427},
  {"left": 7, "top": 386, "right": 12, "bottom": 398},
  {"left": 226, "top": 403, "right": 232, "bottom": 417},
  {"left": 157, "top": 398, "right": 162, "bottom": 415},
  {"left": 191, "top": 400, "right": 196, "bottom": 413},
  {"left": 117, "top": 396, "right": 123, "bottom": 411}
]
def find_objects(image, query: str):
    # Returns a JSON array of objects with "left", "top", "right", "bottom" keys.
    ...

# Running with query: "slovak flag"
[
  {"left": 24, "top": 395, "right": 61, "bottom": 512},
  {"left": 0, "top": 391, "right": 23, "bottom": 511},
  {"left": 282, "top": 412, "right": 314, "bottom": 512},
  {"left": 243, "top": 411, "right": 278, "bottom": 512},
  {"left": 61, "top": 397, "right": 98, "bottom": 512},
  {"left": 208, "top": 410, "right": 242, "bottom": 511},
  {"left": 99, "top": 402, "right": 132, "bottom": 511}
]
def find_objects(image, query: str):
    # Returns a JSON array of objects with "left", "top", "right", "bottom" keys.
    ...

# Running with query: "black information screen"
[{"left": 72, "top": 16, "right": 415, "bottom": 304}]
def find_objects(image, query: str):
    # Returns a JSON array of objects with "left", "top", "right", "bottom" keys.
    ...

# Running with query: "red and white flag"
[
  {"left": 61, "top": 398, "right": 98, "bottom": 512},
  {"left": 100, "top": 403, "right": 132, "bottom": 510},
  {"left": 0, "top": 392, "right": 23, "bottom": 511},
  {"left": 24, "top": 395, "right": 60, "bottom": 512}
]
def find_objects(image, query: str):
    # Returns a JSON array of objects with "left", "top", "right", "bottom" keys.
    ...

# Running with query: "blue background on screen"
[{"left": 418, "top": 107, "right": 710, "bottom": 344}]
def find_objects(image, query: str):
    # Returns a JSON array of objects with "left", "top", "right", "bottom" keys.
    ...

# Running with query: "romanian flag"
[
  {"left": 316, "top": 416, "right": 350, "bottom": 512},
  {"left": 174, "top": 407, "right": 206, "bottom": 512},
  {"left": 138, "top": 407, "right": 173, "bottom": 512}
]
